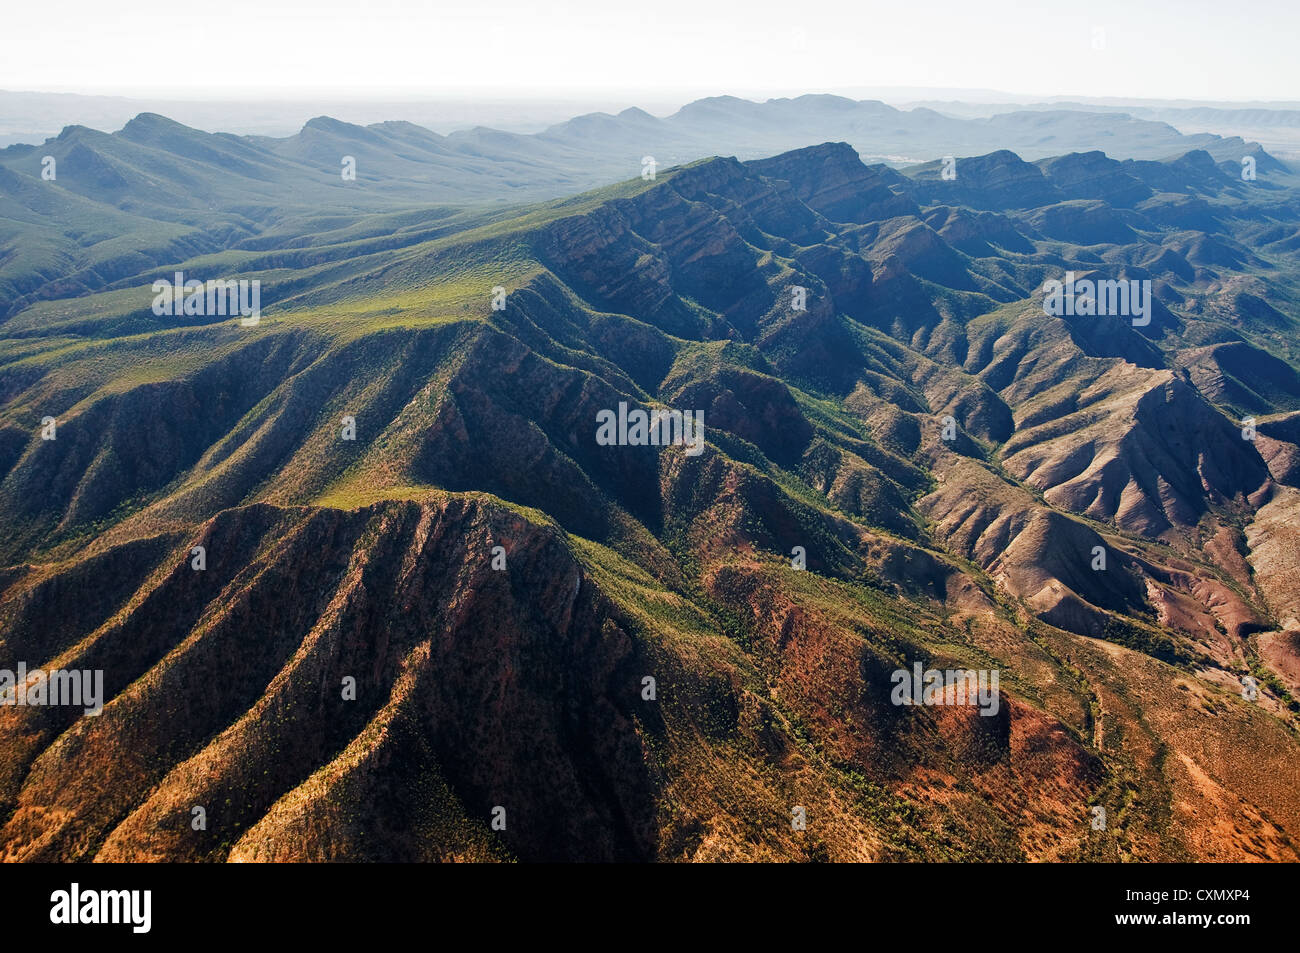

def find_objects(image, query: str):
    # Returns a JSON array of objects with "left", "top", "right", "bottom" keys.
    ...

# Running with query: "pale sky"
[{"left": 3, "top": 0, "right": 1298, "bottom": 102}]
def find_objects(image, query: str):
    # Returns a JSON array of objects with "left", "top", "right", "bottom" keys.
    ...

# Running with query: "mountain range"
[
  {"left": 0, "top": 96, "right": 1284, "bottom": 323},
  {"left": 1, "top": 106, "right": 1300, "bottom": 860}
]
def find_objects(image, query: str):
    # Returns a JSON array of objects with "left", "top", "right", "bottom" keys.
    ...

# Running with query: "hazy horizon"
[
  {"left": 6, "top": 84, "right": 1300, "bottom": 158},
  {"left": 6, "top": 84, "right": 1300, "bottom": 108},
  {"left": 4, "top": 0, "right": 1300, "bottom": 102}
]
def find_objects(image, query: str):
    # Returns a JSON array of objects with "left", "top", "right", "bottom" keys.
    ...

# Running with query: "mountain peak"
[
  {"left": 118, "top": 112, "right": 199, "bottom": 144},
  {"left": 368, "top": 119, "right": 443, "bottom": 137},
  {"left": 52, "top": 123, "right": 103, "bottom": 142},
  {"left": 302, "top": 115, "right": 368, "bottom": 135},
  {"left": 1174, "top": 148, "right": 1219, "bottom": 169},
  {"left": 670, "top": 95, "right": 763, "bottom": 121},
  {"left": 747, "top": 141, "right": 919, "bottom": 223},
  {"left": 617, "top": 106, "right": 657, "bottom": 121},
  {"left": 904, "top": 148, "right": 1061, "bottom": 209},
  {"left": 787, "top": 93, "right": 862, "bottom": 109},
  {"left": 122, "top": 111, "right": 181, "bottom": 131}
]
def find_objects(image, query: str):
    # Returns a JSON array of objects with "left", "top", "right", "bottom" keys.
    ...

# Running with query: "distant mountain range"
[
  {"left": 6, "top": 88, "right": 1300, "bottom": 151},
  {"left": 2, "top": 91, "right": 1284, "bottom": 176},
  {"left": 906, "top": 99, "right": 1300, "bottom": 160},
  {"left": 0, "top": 96, "right": 1286, "bottom": 319}
]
